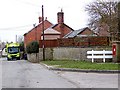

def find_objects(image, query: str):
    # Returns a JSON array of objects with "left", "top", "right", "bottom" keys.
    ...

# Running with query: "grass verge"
[{"left": 41, "top": 60, "right": 120, "bottom": 70}]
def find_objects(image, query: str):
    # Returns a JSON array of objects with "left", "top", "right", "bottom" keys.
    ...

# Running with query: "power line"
[
  {"left": 0, "top": 24, "right": 33, "bottom": 31},
  {"left": 15, "top": 0, "right": 41, "bottom": 7}
]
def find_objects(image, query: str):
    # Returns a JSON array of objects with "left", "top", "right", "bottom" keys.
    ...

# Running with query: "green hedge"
[
  {"left": 20, "top": 42, "right": 24, "bottom": 51},
  {"left": 26, "top": 41, "right": 39, "bottom": 54}
]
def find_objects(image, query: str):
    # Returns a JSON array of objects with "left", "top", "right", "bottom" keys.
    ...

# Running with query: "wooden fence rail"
[{"left": 87, "top": 50, "right": 113, "bottom": 62}]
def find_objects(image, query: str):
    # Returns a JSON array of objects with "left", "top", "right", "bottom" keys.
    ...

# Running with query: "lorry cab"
[{"left": 6, "top": 43, "right": 20, "bottom": 60}]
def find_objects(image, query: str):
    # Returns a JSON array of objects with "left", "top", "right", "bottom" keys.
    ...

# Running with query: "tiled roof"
[
  {"left": 52, "top": 23, "right": 74, "bottom": 31},
  {"left": 64, "top": 27, "right": 89, "bottom": 38},
  {"left": 24, "top": 20, "right": 53, "bottom": 36},
  {"left": 43, "top": 28, "right": 61, "bottom": 34}
]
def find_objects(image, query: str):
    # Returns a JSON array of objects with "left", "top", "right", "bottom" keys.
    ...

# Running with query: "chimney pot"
[{"left": 39, "top": 17, "right": 42, "bottom": 23}]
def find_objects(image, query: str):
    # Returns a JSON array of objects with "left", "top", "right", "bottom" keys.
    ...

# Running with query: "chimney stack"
[
  {"left": 39, "top": 16, "right": 42, "bottom": 23},
  {"left": 57, "top": 9, "right": 64, "bottom": 24}
]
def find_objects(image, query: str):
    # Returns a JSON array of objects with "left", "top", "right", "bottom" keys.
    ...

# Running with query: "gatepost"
[{"left": 112, "top": 41, "right": 120, "bottom": 62}]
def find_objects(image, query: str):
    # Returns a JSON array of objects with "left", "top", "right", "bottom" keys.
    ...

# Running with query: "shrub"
[
  {"left": 26, "top": 41, "right": 39, "bottom": 54},
  {"left": 20, "top": 42, "right": 24, "bottom": 51}
]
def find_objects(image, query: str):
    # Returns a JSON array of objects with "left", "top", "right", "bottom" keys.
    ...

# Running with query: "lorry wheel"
[
  {"left": 17, "top": 57, "right": 20, "bottom": 60},
  {"left": 7, "top": 57, "right": 10, "bottom": 61}
]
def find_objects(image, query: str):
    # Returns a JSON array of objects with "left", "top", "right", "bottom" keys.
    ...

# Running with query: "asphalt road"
[
  {"left": 0, "top": 57, "right": 2, "bottom": 90},
  {"left": 1, "top": 58, "right": 77, "bottom": 88},
  {"left": 0, "top": 57, "right": 119, "bottom": 89},
  {"left": 54, "top": 71, "right": 119, "bottom": 88}
]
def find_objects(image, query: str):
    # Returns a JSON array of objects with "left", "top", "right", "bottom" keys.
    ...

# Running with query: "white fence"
[{"left": 87, "top": 50, "right": 113, "bottom": 62}]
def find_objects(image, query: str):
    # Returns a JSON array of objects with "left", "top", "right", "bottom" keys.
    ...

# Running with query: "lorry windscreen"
[{"left": 8, "top": 47, "right": 19, "bottom": 54}]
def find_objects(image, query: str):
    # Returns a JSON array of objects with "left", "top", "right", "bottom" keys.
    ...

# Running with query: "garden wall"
[
  {"left": 53, "top": 47, "right": 112, "bottom": 61},
  {"left": 37, "top": 47, "right": 112, "bottom": 62},
  {"left": 27, "top": 53, "right": 39, "bottom": 63}
]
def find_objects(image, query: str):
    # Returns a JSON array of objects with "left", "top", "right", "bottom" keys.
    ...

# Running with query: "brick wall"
[
  {"left": 59, "top": 36, "right": 109, "bottom": 47},
  {"left": 38, "top": 36, "right": 109, "bottom": 48},
  {"left": 39, "top": 40, "right": 58, "bottom": 48}
]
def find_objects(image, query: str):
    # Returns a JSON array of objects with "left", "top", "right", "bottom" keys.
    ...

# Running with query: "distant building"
[
  {"left": 24, "top": 10, "right": 73, "bottom": 47},
  {"left": 0, "top": 41, "right": 5, "bottom": 50},
  {"left": 96, "top": 23, "right": 110, "bottom": 37}
]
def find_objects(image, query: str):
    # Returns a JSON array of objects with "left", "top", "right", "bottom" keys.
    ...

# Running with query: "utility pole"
[
  {"left": 16, "top": 35, "right": 17, "bottom": 43},
  {"left": 42, "top": 5, "right": 45, "bottom": 61},
  {"left": 33, "top": 23, "right": 37, "bottom": 41}
]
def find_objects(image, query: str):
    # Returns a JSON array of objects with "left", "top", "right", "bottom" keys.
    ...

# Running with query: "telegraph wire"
[
  {"left": 0, "top": 0, "right": 41, "bottom": 31},
  {"left": 14, "top": 0, "right": 41, "bottom": 7},
  {"left": 0, "top": 24, "right": 33, "bottom": 31}
]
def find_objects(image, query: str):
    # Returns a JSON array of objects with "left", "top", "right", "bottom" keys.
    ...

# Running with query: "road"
[
  {"left": 54, "top": 71, "right": 119, "bottom": 88},
  {"left": 0, "top": 57, "right": 2, "bottom": 90},
  {"left": 0, "top": 57, "right": 119, "bottom": 89},
  {"left": 1, "top": 58, "right": 77, "bottom": 88}
]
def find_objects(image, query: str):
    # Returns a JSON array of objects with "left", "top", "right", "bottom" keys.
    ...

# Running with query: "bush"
[
  {"left": 26, "top": 41, "right": 39, "bottom": 54},
  {"left": 20, "top": 42, "right": 24, "bottom": 51}
]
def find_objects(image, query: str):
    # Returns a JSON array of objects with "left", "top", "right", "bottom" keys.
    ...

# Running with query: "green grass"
[{"left": 41, "top": 60, "right": 120, "bottom": 70}]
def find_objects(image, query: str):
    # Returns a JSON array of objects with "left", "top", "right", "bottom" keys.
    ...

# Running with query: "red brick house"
[
  {"left": 24, "top": 20, "right": 52, "bottom": 47},
  {"left": 24, "top": 10, "right": 74, "bottom": 47}
]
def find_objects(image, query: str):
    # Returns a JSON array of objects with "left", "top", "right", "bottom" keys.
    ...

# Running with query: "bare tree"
[
  {"left": 85, "top": 0, "right": 118, "bottom": 38},
  {"left": 118, "top": 2, "right": 120, "bottom": 41}
]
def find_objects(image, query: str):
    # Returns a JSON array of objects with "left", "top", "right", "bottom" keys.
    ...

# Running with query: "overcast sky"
[{"left": 0, "top": 0, "right": 94, "bottom": 42}]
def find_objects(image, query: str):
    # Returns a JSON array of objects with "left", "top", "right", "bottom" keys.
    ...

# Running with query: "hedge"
[{"left": 26, "top": 41, "right": 39, "bottom": 54}]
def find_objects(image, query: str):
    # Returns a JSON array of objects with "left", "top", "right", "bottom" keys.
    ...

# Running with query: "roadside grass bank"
[{"left": 41, "top": 60, "right": 120, "bottom": 70}]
